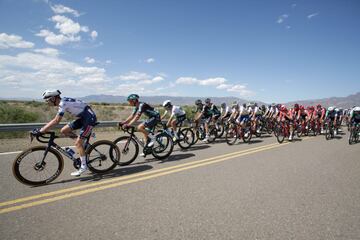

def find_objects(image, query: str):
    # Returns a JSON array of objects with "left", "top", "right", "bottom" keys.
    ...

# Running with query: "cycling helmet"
[
  {"left": 221, "top": 103, "right": 226, "bottom": 108},
  {"left": 328, "top": 106, "right": 335, "bottom": 111},
  {"left": 280, "top": 105, "right": 287, "bottom": 111},
  {"left": 162, "top": 100, "right": 172, "bottom": 108},
  {"left": 195, "top": 99, "right": 202, "bottom": 105},
  {"left": 299, "top": 105, "right": 305, "bottom": 110},
  {"left": 261, "top": 104, "right": 266, "bottom": 110},
  {"left": 308, "top": 106, "right": 314, "bottom": 111},
  {"left": 42, "top": 89, "right": 61, "bottom": 99},
  {"left": 294, "top": 103, "right": 299, "bottom": 109},
  {"left": 127, "top": 94, "right": 139, "bottom": 101},
  {"left": 205, "top": 98, "right": 211, "bottom": 104},
  {"left": 316, "top": 104, "right": 322, "bottom": 109}
]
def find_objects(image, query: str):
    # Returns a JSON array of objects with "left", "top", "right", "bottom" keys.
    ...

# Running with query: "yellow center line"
[
  {"left": 0, "top": 142, "right": 290, "bottom": 214},
  {"left": 0, "top": 142, "right": 279, "bottom": 208}
]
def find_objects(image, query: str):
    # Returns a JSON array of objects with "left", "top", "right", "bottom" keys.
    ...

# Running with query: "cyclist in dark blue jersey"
[{"left": 120, "top": 94, "right": 160, "bottom": 148}]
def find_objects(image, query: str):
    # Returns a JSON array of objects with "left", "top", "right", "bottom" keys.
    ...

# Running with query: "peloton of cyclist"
[
  {"left": 120, "top": 94, "right": 161, "bottom": 150},
  {"left": 40, "top": 90, "right": 97, "bottom": 176},
  {"left": 161, "top": 100, "right": 187, "bottom": 141},
  {"left": 194, "top": 98, "right": 214, "bottom": 142}
]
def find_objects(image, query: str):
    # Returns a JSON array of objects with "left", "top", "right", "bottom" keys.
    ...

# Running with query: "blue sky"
[{"left": 0, "top": 0, "right": 359, "bottom": 103}]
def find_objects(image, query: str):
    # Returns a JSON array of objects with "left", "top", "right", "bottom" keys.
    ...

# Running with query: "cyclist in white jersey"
[
  {"left": 220, "top": 103, "right": 232, "bottom": 121},
  {"left": 39, "top": 90, "right": 97, "bottom": 176},
  {"left": 161, "top": 100, "right": 186, "bottom": 141}
]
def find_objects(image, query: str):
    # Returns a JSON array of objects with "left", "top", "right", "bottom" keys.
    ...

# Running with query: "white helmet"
[
  {"left": 43, "top": 89, "right": 61, "bottom": 99},
  {"left": 162, "top": 100, "right": 172, "bottom": 108},
  {"left": 328, "top": 106, "right": 335, "bottom": 111}
]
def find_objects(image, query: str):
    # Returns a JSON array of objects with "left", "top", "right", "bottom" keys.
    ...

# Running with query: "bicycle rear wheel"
[
  {"left": 13, "top": 146, "right": 64, "bottom": 186},
  {"left": 152, "top": 132, "right": 174, "bottom": 160},
  {"left": 86, "top": 140, "right": 120, "bottom": 174},
  {"left": 113, "top": 136, "right": 139, "bottom": 166}
]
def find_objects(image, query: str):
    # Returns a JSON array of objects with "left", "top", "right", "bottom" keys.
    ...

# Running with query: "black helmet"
[
  {"left": 127, "top": 94, "right": 139, "bottom": 101},
  {"left": 195, "top": 99, "right": 202, "bottom": 105},
  {"left": 205, "top": 98, "right": 211, "bottom": 104}
]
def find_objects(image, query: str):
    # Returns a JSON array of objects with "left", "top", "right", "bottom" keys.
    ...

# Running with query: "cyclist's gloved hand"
[{"left": 31, "top": 128, "right": 42, "bottom": 136}]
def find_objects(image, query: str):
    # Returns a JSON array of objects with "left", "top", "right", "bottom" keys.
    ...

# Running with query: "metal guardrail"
[{"left": 0, "top": 121, "right": 119, "bottom": 132}]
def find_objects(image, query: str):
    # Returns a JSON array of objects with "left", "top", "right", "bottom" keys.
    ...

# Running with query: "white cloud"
[
  {"left": 50, "top": 4, "right": 80, "bottom": 17},
  {"left": 51, "top": 15, "right": 88, "bottom": 35},
  {"left": 36, "top": 29, "right": 80, "bottom": 45},
  {"left": 0, "top": 33, "right": 34, "bottom": 49},
  {"left": 36, "top": 14, "right": 90, "bottom": 46},
  {"left": 84, "top": 57, "right": 95, "bottom": 64},
  {"left": 227, "top": 84, "right": 254, "bottom": 97},
  {"left": 216, "top": 84, "right": 232, "bottom": 90},
  {"left": 91, "top": 31, "right": 98, "bottom": 40},
  {"left": 0, "top": 52, "right": 108, "bottom": 97},
  {"left": 33, "top": 48, "right": 60, "bottom": 57},
  {"left": 146, "top": 58, "right": 155, "bottom": 63},
  {"left": 176, "top": 77, "right": 226, "bottom": 86},
  {"left": 176, "top": 77, "right": 198, "bottom": 85},
  {"left": 307, "top": 13, "right": 319, "bottom": 19},
  {"left": 118, "top": 71, "right": 151, "bottom": 81},
  {"left": 277, "top": 14, "right": 289, "bottom": 24},
  {"left": 105, "top": 60, "right": 112, "bottom": 64}
]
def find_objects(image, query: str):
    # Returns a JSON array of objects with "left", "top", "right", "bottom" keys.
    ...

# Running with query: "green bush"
[{"left": 0, "top": 102, "right": 40, "bottom": 123}]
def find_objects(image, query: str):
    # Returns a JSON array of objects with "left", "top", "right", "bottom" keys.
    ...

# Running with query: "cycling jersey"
[
  {"left": 201, "top": 105, "right": 213, "bottom": 118},
  {"left": 325, "top": 110, "right": 337, "bottom": 119},
  {"left": 164, "top": 105, "right": 186, "bottom": 119},
  {"left": 350, "top": 107, "right": 360, "bottom": 122},
  {"left": 133, "top": 102, "right": 160, "bottom": 118},
  {"left": 58, "top": 97, "right": 97, "bottom": 139},
  {"left": 57, "top": 97, "right": 89, "bottom": 117},
  {"left": 239, "top": 106, "right": 250, "bottom": 116},
  {"left": 210, "top": 104, "right": 221, "bottom": 116},
  {"left": 221, "top": 106, "right": 231, "bottom": 115}
]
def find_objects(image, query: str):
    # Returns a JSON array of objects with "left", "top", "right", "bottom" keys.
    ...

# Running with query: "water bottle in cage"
[{"left": 65, "top": 147, "right": 75, "bottom": 158}]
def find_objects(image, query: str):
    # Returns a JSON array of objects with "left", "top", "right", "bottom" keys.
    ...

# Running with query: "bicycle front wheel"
[
  {"left": 113, "top": 136, "right": 139, "bottom": 166},
  {"left": 225, "top": 127, "right": 238, "bottom": 145},
  {"left": 152, "top": 132, "right": 174, "bottom": 160},
  {"left": 13, "top": 146, "right": 64, "bottom": 186},
  {"left": 86, "top": 140, "right": 120, "bottom": 174},
  {"left": 178, "top": 128, "right": 195, "bottom": 149}
]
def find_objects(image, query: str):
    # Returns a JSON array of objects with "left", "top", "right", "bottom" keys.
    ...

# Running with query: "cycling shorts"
[
  {"left": 176, "top": 114, "right": 186, "bottom": 125},
  {"left": 69, "top": 106, "right": 97, "bottom": 139},
  {"left": 143, "top": 114, "right": 161, "bottom": 130},
  {"left": 238, "top": 115, "right": 250, "bottom": 124}
]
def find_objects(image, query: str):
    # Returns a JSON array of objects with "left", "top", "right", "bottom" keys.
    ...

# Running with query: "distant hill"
[
  {"left": 286, "top": 92, "right": 360, "bottom": 109},
  {"left": 80, "top": 94, "right": 266, "bottom": 106}
]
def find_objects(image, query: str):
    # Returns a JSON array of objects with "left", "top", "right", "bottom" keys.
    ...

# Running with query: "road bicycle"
[
  {"left": 158, "top": 122, "right": 195, "bottom": 150},
  {"left": 114, "top": 124, "right": 174, "bottom": 166},
  {"left": 348, "top": 122, "right": 360, "bottom": 145},
  {"left": 324, "top": 119, "right": 335, "bottom": 140},
  {"left": 13, "top": 129, "right": 120, "bottom": 186},
  {"left": 225, "top": 120, "right": 252, "bottom": 145},
  {"left": 275, "top": 120, "right": 294, "bottom": 144}
]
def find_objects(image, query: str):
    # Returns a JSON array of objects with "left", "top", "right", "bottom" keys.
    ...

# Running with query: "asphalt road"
[{"left": 0, "top": 130, "right": 359, "bottom": 240}]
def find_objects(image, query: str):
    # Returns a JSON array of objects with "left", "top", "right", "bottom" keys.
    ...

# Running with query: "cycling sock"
[{"left": 80, "top": 156, "right": 86, "bottom": 168}]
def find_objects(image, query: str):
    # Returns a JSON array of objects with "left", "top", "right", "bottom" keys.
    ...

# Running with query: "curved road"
[{"left": 0, "top": 131, "right": 359, "bottom": 239}]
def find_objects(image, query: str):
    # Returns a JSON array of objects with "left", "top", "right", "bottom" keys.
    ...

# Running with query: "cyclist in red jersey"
[
  {"left": 279, "top": 105, "right": 294, "bottom": 140},
  {"left": 315, "top": 104, "right": 326, "bottom": 132},
  {"left": 307, "top": 106, "right": 316, "bottom": 121}
]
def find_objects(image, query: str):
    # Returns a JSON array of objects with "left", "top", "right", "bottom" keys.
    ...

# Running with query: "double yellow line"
[{"left": 0, "top": 142, "right": 289, "bottom": 214}]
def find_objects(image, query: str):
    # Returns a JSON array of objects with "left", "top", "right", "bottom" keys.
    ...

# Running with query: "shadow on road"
[
  {"left": 248, "top": 139, "right": 264, "bottom": 144},
  {"left": 39, "top": 165, "right": 154, "bottom": 187}
]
